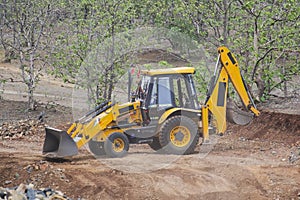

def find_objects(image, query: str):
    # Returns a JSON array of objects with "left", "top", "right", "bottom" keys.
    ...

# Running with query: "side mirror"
[{"left": 130, "top": 91, "right": 137, "bottom": 102}]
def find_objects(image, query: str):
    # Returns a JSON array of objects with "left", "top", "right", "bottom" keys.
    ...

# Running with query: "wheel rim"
[
  {"left": 169, "top": 126, "right": 191, "bottom": 147},
  {"left": 113, "top": 138, "right": 125, "bottom": 152}
]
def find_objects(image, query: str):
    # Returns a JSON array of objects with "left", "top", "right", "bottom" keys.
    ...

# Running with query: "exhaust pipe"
[{"left": 43, "top": 127, "right": 78, "bottom": 158}]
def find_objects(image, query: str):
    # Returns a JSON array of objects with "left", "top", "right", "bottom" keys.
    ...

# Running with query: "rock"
[
  {"left": 4, "top": 180, "right": 12, "bottom": 185},
  {"left": 16, "top": 184, "right": 26, "bottom": 193},
  {"left": 39, "top": 163, "right": 48, "bottom": 171},
  {"left": 0, "top": 184, "right": 72, "bottom": 200},
  {"left": 289, "top": 152, "right": 299, "bottom": 163},
  {"left": 34, "top": 164, "right": 40, "bottom": 170},
  {"left": 25, "top": 188, "right": 35, "bottom": 200},
  {"left": 44, "top": 188, "right": 53, "bottom": 197},
  {"left": 14, "top": 173, "right": 20, "bottom": 180},
  {"left": 7, "top": 190, "right": 26, "bottom": 200},
  {"left": 0, "top": 188, "right": 7, "bottom": 199},
  {"left": 24, "top": 165, "right": 34, "bottom": 173},
  {"left": 35, "top": 194, "right": 45, "bottom": 199}
]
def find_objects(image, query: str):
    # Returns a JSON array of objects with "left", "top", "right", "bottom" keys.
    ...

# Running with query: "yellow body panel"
[
  {"left": 158, "top": 108, "right": 181, "bottom": 124},
  {"left": 95, "top": 129, "right": 123, "bottom": 142},
  {"left": 201, "top": 106, "right": 209, "bottom": 141},
  {"left": 158, "top": 107, "right": 200, "bottom": 124},
  {"left": 67, "top": 101, "right": 142, "bottom": 148},
  {"left": 141, "top": 67, "right": 195, "bottom": 76},
  {"left": 75, "top": 107, "right": 116, "bottom": 148},
  {"left": 205, "top": 67, "right": 229, "bottom": 134}
]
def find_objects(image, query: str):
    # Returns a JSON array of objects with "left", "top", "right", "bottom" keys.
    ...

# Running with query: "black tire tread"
[
  {"left": 104, "top": 132, "right": 129, "bottom": 158},
  {"left": 148, "top": 136, "right": 163, "bottom": 151},
  {"left": 159, "top": 115, "right": 199, "bottom": 155},
  {"left": 88, "top": 140, "right": 105, "bottom": 156}
]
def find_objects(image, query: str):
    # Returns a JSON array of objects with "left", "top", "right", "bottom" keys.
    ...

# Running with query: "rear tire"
[
  {"left": 148, "top": 136, "right": 163, "bottom": 151},
  {"left": 88, "top": 140, "right": 105, "bottom": 156},
  {"left": 159, "top": 116, "right": 199, "bottom": 155},
  {"left": 104, "top": 132, "right": 129, "bottom": 158}
]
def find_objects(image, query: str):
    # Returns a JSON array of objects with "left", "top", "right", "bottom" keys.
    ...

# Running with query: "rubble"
[
  {"left": 0, "top": 119, "right": 45, "bottom": 140},
  {"left": 0, "top": 184, "right": 72, "bottom": 200}
]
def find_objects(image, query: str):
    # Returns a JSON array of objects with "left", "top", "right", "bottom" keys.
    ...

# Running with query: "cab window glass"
[
  {"left": 158, "top": 77, "right": 172, "bottom": 106},
  {"left": 173, "top": 76, "right": 191, "bottom": 108}
]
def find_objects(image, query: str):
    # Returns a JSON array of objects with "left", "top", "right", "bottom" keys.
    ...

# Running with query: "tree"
[
  {"left": 237, "top": 0, "right": 300, "bottom": 99},
  {"left": 0, "top": 0, "right": 58, "bottom": 110},
  {"left": 180, "top": 0, "right": 299, "bottom": 100},
  {"left": 51, "top": 0, "right": 143, "bottom": 105},
  {"left": 2, "top": 0, "right": 298, "bottom": 109}
]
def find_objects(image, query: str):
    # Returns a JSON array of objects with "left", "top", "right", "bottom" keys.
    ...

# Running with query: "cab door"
[{"left": 147, "top": 76, "right": 174, "bottom": 123}]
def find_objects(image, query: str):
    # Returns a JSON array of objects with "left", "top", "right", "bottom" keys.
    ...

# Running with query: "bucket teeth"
[{"left": 43, "top": 127, "right": 78, "bottom": 158}]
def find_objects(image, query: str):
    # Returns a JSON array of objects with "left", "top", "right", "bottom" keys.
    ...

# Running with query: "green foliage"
[
  {"left": 1, "top": 0, "right": 298, "bottom": 105},
  {"left": 158, "top": 61, "right": 173, "bottom": 67}
]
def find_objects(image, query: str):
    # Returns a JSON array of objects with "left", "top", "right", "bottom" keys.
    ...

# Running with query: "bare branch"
[{"left": 251, "top": 47, "right": 275, "bottom": 80}]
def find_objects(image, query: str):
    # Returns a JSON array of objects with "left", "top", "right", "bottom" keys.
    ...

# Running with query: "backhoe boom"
[{"left": 202, "top": 47, "right": 260, "bottom": 141}]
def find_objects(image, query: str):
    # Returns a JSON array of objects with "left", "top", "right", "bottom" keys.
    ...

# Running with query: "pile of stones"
[
  {"left": 0, "top": 183, "right": 72, "bottom": 200},
  {"left": 0, "top": 119, "right": 45, "bottom": 140}
]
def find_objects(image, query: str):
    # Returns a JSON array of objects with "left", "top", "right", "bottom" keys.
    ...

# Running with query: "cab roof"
[{"left": 141, "top": 67, "right": 195, "bottom": 76}]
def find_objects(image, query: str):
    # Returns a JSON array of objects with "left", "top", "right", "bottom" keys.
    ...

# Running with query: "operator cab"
[{"left": 137, "top": 67, "right": 200, "bottom": 124}]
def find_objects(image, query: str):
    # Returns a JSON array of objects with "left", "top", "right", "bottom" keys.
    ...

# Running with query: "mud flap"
[
  {"left": 43, "top": 127, "right": 78, "bottom": 158},
  {"left": 226, "top": 99, "right": 253, "bottom": 125}
]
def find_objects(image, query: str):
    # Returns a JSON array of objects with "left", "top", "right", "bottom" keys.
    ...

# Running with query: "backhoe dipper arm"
[
  {"left": 218, "top": 47, "right": 260, "bottom": 116},
  {"left": 202, "top": 47, "right": 260, "bottom": 141}
]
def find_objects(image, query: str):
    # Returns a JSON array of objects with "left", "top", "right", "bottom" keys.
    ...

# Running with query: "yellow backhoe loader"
[{"left": 42, "top": 47, "right": 260, "bottom": 158}]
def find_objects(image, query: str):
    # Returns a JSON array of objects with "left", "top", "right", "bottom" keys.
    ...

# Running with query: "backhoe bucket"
[
  {"left": 226, "top": 99, "right": 253, "bottom": 125},
  {"left": 43, "top": 127, "right": 78, "bottom": 158}
]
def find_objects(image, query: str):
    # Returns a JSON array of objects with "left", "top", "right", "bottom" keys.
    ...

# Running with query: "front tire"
[
  {"left": 104, "top": 132, "right": 129, "bottom": 158},
  {"left": 88, "top": 140, "right": 105, "bottom": 156},
  {"left": 159, "top": 116, "right": 199, "bottom": 155}
]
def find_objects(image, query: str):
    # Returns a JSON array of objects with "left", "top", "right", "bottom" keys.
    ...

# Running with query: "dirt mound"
[{"left": 228, "top": 111, "right": 300, "bottom": 146}]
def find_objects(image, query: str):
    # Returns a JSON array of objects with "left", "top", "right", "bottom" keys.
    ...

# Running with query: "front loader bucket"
[
  {"left": 227, "top": 99, "right": 253, "bottom": 125},
  {"left": 43, "top": 127, "right": 78, "bottom": 158}
]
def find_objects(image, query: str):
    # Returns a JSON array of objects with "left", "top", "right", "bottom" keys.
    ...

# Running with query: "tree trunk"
[
  {"left": 3, "top": 49, "right": 13, "bottom": 63},
  {"left": 222, "top": 0, "right": 229, "bottom": 46},
  {"left": 255, "top": 73, "right": 265, "bottom": 100},
  {"left": 108, "top": 22, "right": 115, "bottom": 100},
  {"left": 253, "top": 17, "right": 259, "bottom": 60},
  {"left": 103, "top": 72, "right": 108, "bottom": 99},
  {"left": 282, "top": 55, "right": 287, "bottom": 97},
  {"left": 28, "top": 86, "right": 35, "bottom": 110},
  {"left": 28, "top": 52, "right": 35, "bottom": 110}
]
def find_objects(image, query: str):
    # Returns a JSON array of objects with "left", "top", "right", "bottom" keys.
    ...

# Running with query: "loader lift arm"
[
  {"left": 43, "top": 101, "right": 141, "bottom": 157},
  {"left": 201, "top": 46, "right": 260, "bottom": 141}
]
